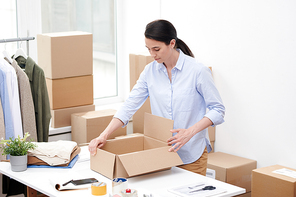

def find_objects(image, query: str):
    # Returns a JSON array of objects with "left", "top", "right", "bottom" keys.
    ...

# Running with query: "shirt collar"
[
  {"left": 156, "top": 48, "right": 185, "bottom": 71},
  {"left": 175, "top": 49, "right": 185, "bottom": 71}
]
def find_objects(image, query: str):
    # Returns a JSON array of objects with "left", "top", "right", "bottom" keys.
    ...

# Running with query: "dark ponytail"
[
  {"left": 175, "top": 38, "right": 194, "bottom": 58},
  {"left": 144, "top": 19, "right": 194, "bottom": 58}
]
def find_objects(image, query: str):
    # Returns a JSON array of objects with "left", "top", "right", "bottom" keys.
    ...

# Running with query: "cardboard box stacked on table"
[
  {"left": 252, "top": 164, "right": 296, "bottom": 197},
  {"left": 37, "top": 31, "right": 95, "bottom": 128},
  {"left": 207, "top": 152, "right": 257, "bottom": 197},
  {"left": 71, "top": 109, "right": 126, "bottom": 145},
  {"left": 129, "top": 53, "right": 216, "bottom": 147}
]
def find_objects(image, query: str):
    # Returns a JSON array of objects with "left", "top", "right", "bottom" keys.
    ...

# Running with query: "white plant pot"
[{"left": 10, "top": 155, "right": 28, "bottom": 172}]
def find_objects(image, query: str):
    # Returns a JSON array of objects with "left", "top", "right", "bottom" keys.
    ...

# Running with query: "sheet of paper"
[
  {"left": 167, "top": 182, "right": 227, "bottom": 197},
  {"left": 77, "top": 146, "right": 90, "bottom": 163},
  {"left": 272, "top": 168, "right": 296, "bottom": 178}
]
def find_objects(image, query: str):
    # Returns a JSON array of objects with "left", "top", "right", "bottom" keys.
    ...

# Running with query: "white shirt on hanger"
[{"left": 0, "top": 55, "right": 23, "bottom": 139}]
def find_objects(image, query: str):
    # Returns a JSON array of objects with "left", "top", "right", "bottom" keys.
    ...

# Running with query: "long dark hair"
[{"left": 144, "top": 19, "right": 194, "bottom": 58}]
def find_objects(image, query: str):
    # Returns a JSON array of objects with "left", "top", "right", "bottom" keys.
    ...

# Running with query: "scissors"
[{"left": 189, "top": 185, "right": 216, "bottom": 193}]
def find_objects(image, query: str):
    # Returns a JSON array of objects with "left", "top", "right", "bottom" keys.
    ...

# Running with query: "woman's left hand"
[{"left": 167, "top": 128, "right": 195, "bottom": 152}]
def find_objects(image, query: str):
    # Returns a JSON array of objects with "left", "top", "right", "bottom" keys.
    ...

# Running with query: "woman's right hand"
[
  {"left": 88, "top": 118, "right": 124, "bottom": 156},
  {"left": 88, "top": 136, "right": 107, "bottom": 156}
]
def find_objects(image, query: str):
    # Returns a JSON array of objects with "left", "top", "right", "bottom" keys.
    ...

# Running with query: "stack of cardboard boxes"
[{"left": 37, "top": 31, "right": 95, "bottom": 128}]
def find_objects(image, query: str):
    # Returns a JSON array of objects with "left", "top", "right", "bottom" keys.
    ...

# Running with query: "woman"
[{"left": 88, "top": 19, "right": 225, "bottom": 176}]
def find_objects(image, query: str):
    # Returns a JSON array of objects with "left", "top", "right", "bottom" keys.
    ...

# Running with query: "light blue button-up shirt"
[
  {"left": 0, "top": 61, "right": 14, "bottom": 140},
  {"left": 115, "top": 50, "right": 225, "bottom": 164}
]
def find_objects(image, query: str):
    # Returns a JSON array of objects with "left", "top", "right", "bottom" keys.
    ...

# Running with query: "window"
[
  {"left": 40, "top": 0, "right": 117, "bottom": 100},
  {"left": 0, "top": 1, "right": 17, "bottom": 55}
]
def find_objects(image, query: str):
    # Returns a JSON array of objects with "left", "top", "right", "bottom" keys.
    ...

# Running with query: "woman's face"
[{"left": 145, "top": 38, "right": 175, "bottom": 64}]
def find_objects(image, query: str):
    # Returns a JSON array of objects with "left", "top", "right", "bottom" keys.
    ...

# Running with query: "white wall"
[
  {"left": 0, "top": 1, "right": 17, "bottom": 56},
  {"left": 16, "top": 0, "right": 41, "bottom": 61},
  {"left": 119, "top": 0, "right": 296, "bottom": 169},
  {"left": 117, "top": 0, "right": 161, "bottom": 99}
]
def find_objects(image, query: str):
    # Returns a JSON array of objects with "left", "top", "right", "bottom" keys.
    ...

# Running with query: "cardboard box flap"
[
  {"left": 79, "top": 109, "right": 117, "bottom": 119},
  {"left": 90, "top": 149, "right": 115, "bottom": 179},
  {"left": 118, "top": 146, "right": 183, "bottom": 177},
  {"left": 103, "top": 135, "right": 143, "bottom": 155},
  {"left": 144, "top": 113, "right": 174, "bottom": 142}
]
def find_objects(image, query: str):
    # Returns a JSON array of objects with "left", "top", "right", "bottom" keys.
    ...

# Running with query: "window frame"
[{"left": 16, "top": 0, "right": 128, "bottom": 108}]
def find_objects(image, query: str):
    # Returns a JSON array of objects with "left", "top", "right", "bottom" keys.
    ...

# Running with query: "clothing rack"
[
  {"left": 0, "top": 37, "right": 35, "bottom": 43},
  {"left": 0, "top": 37, "right": 35, "bottom": 56}
]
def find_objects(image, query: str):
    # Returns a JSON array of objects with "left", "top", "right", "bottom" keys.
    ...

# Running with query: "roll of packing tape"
[
  {"left": 91, "top": 182, "right": 107, "bottom": 196},
  {"left": 120, "top": 189, "right": 138, "bottom": 197},
  {"left": 112, "top": 178, "right": 128, "bottom": 196}
]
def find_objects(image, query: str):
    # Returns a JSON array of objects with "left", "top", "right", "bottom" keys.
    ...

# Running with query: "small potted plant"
[{"left": 0, "top": 132, "right": 37, "bottom": 172}]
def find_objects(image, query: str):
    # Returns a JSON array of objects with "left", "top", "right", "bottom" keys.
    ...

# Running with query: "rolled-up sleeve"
[
  {"left": 197, "top": 67, "right": 225, "bottom": 126},
  {"left": 114, "top": 68, "right": 149, "bottom": 127}
]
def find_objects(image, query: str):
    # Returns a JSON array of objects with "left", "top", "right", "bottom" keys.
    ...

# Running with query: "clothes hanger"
[
  {"left": 2, "top": 40, "right": 13, "bottom": 64},
  {"left": 13, "top": 38, "right": 28, "bottom": 60}
]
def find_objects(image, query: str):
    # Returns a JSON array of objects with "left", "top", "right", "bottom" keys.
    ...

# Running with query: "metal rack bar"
[
  {"left": 0, "top": 37, "right": 35, "bottom": 43},
  {"left": 0, "top": 37, "right": 35, "bottom": 56}
]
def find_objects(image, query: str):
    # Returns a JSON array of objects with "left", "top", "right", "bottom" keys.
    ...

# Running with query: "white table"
[{"left": 0, "top": 147, "right": 245, "bottom": 197}]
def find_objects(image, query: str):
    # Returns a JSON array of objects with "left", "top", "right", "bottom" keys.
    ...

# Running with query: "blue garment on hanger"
[{"left": 0, "top": 63, "right": 14, "bottom": 140}]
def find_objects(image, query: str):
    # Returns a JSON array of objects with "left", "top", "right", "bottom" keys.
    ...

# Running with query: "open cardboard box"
[{"left": 90, "top": 113, "right": 183, "bottom": 179}]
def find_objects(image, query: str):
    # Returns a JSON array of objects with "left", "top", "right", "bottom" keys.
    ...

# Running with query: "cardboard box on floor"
[
  {"left": 208, "top": 126, "right": 215, "bottom": 142},
  {"left": 208, "top": 126, "right": 215, "bottom": 153},
  {"left": 252, "top": 164, "right": 296, "bottom": 197},
  {"left": 129, "top": 53, "right": 154, "bottom": 90},
  {"left": 46, "top": 75, "right": 93, "bottom": 110},
  {"left": 71, "top": 109, "right": 126, "bottom": 145},
  {"left": 209, "top": 141, "right": 215, "bottom": 153},
  {"left": 207, "top": 152, "right": 257, "bottom": 193},
  {"left": 90, "top": 113, "right": 183, "bottom": 180},
  {"left": 51, "top": 104, "right": 95, "bottom": 128},
  {"left": 37, "top": 31, "right": 93, "bottom": 79},
  {"left": 129, "top": 53, "right": 153, "bottom": 135}
]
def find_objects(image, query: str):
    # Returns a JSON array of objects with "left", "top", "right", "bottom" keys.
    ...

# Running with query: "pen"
[{"left": 188, "top": 183, "right": 205, "bottom": 189}]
